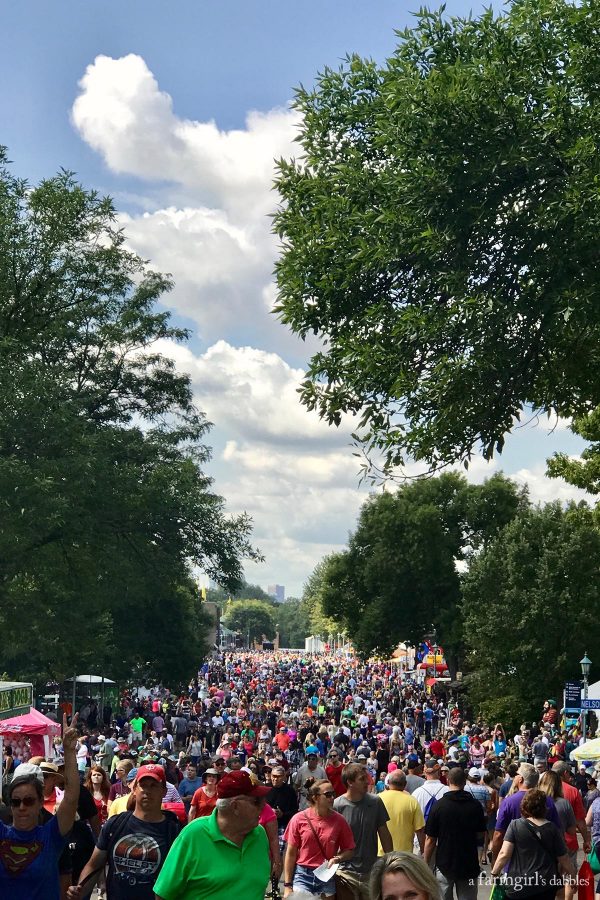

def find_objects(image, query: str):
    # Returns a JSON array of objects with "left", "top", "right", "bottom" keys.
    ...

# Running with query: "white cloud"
[
  {"left": 243, "top": 537, "right": 351, "bottom": 601},
  {"left": 119, "top": 207, "right": 272, "bottom": 339},
  {"left": 72, "top": 54, "right": 299, "bottom": 347},
  {"left": 510, "top": 463, "right": 592, "bottom": 505},
  {"left": 145, "top": 338, "right": 370, "bottom": 591},
  {"left": 153, "top": 338, "right": 358, "bottom": 446},
  {"left": 72, "top": 53, "right": 298, "bottom": 217}
]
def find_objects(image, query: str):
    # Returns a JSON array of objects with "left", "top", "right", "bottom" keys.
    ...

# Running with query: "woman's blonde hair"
[
  {"left": 538, "top": 770, "right": 563, "bottom": 800},
  {"left": 115, "top": 759, "right": 135, "bottom": 776},
  {"left": 370, "top": 852, "right": 441, "bottom": 900}
]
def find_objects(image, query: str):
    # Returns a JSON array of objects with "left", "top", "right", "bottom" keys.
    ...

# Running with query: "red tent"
[{"left": 0, "top": 708, "right": 61, "bottom": 757}]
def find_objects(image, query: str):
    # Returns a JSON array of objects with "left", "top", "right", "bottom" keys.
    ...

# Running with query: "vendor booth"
[
  {"left": 0, "top": 684, "right": 61, "bottom": 771},
  {"left": 0, "top": 707, "right": 61, "bottom": 760},
  {"left": 64, "top": 674, "right": 117, "bottom": 722}
]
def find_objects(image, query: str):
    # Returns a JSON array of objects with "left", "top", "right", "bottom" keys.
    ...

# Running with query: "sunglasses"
[
  {"left": 10, "top": 796, "right": 37, "bottom": 808},
  {"left": 319, "top": 790, "right": 336, "bottom": 798}
]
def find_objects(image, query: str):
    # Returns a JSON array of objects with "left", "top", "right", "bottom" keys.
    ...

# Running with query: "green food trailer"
[{"left": 0, "top": 682, "right": 34, "bottom": 720}]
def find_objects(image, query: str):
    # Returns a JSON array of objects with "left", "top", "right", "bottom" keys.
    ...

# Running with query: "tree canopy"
[
  {"left": 547, "top": 408, "right": 600, "bottom": 493},
  {"left": 222, "top": 599, "right": 277, "bottom": 643},
  {"left": 0, "top": 150, "right": 258, "bottom": 688},
  {"left": 274, "top": 0, "right": 600, "bottom": 474},
  {"left": 206, "top": 581, "right": 273, "bottom": 603},
  {"left": 462, "top": 501, "right": 600, "bottom": 724},
  {"left": 275, "top": 598, "right": 307, "bottom": 649},
  {"left": 314, "top": 472, "right": 525, "bottom": 670}
]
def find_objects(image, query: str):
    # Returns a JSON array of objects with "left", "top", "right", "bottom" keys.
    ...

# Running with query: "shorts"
[{"left": 294, "top": 863, "right": 336, "bottom": 897}]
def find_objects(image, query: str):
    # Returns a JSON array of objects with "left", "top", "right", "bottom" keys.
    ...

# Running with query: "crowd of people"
[{"left": 0, "top": 649, "right": 598, "bottom": 900}]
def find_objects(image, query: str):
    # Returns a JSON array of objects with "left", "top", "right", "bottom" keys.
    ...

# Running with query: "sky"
[{"left": 1, "top": 1, "right": 590, "bottom": 597}]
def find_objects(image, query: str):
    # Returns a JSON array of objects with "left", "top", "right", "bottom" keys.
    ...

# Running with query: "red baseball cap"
[
  {"left": 216, "top": 770, "right": 270, "bottom": 799},
  {"left": 135, "top": 764, "right": 166, "bottom": 784}
]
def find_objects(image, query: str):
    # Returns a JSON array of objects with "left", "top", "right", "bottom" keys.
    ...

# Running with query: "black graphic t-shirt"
[{"left": 97, "top": 813, "right": 179, "bottom": 900}]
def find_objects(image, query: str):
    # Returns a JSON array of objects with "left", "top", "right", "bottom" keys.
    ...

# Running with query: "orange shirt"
[
  {"left": 275, "top": 732, "right": 291, "bottom": 752},
  {"left": 190, "top": 787, "right": 217, "bottom": 818},
  {"left": 43, "top": 788, "right": 59, "bottom": 815}
]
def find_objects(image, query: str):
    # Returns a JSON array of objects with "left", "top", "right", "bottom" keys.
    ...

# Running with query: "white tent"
[
  {"left": 65, "top": 675, "right": 115, "bottom": 684},
  {"left": 583, "top": 680, "right": 600, "bottom": 702}
]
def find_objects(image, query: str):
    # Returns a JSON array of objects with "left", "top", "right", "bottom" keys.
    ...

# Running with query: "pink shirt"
[
  {"left": 284, "top": 809, "right": 355, "bottom": 868},
  {"left": 259, "top": 803, "right": 277, "bottom": 826}
]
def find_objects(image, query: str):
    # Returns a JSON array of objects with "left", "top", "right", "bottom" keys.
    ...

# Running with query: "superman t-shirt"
[{"left": 0, "top": 814, "right": 66, "bottom": 899}]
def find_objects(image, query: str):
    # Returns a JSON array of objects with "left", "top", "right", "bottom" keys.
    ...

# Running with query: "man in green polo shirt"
[
  {"left": 154, "top": 770, "right": 271, "bottom": 900},
  {"left": 129, "top": 712, "right": 146, "bottom": 743}
]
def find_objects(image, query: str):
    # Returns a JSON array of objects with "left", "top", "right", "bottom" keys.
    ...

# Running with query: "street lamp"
[{"left": 581, "top": 653, "right": 592, "bottom": 742}]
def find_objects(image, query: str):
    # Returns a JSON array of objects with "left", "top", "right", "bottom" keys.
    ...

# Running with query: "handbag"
[
  {"left": 587, "top": 843, "right": 600, "bottom": 876},
  {"left": 579, "top": 860, "right": 595, "bottom": 900}
]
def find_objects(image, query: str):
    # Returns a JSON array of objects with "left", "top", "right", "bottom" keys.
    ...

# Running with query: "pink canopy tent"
[{"left": 0, "top": 708, "right": 61, "bottom": 758}]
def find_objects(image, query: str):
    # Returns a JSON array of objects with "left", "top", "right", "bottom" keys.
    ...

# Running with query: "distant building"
[{"left": 268, "top": 584, "right": 285, "bottom": 602}]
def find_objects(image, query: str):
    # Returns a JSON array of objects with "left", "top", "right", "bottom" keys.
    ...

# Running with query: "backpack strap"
[{"left": 521, "top": 819, "right": 556, "bottom": 866}]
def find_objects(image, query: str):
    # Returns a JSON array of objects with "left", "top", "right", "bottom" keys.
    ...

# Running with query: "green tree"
[
  {"left": 274, "top": 0, "right": 600, "bottom": 475},
  {"left": 462, "top": 502, "right": 600, "bottom": 726},
  {"left": 275, "top": 598, "right": 307, "bottom": 648},
  {"left": 222, "top": 600, "right": 277, "bottom": 644},
  {"left": 547, "top": 407, "right": 600, "bottom": 493},
  {"left": 301, "top": 558, "right": 342, "bottom": 638},
  {"left": 206, "top": 581, "right": 273, "bottom": 604},
  {"left": 0, "top": 150, "right": 258, "bottom": 688},
  {"left": 315, "top": 473, "right": 525, "bottom": 669}
]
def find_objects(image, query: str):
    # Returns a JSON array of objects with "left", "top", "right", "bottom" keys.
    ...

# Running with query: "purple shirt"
[{"left": 496, "top": 790, "right": 561, "bottom": 833}]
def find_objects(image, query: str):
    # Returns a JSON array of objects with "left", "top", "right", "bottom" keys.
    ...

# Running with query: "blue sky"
[{"left": 1, "top": 1, "right": 589, "bottom": 596}]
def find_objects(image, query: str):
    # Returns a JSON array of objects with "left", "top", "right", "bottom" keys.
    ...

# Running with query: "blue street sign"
[
  {"left": 582, "top": 699, "right": 600, "bottom": 710},
  {"left": 564, "top": 680, "right": 582, "bottom": 709}
]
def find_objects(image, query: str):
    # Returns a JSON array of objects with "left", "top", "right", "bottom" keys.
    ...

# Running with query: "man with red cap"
[
  {"left": 154, "top": 769, "right": 272, "bottom": 900},
  {"left": 67, "top": 764, "right": 181, "bottom": 899}
]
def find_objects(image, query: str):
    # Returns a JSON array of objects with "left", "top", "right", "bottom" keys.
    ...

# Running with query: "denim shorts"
[{"left": 294, "top": 863, "right": 336, "bottom": 897}]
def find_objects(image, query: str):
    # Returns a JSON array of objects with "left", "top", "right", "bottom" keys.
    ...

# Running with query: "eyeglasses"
[
  {"left": 319, "top": 790, "right": 336, "bottom": 798},
  {"left": 10, "top": 796, "right": 37, "bottom": 808}
]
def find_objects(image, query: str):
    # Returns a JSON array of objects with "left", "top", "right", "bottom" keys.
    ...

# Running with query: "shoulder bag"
[{"left": 303, "top": 811, "right": 330, "bottom": 863}]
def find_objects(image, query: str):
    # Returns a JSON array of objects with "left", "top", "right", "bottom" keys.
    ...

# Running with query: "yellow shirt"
[
  {"left": 378, "top": 789, "right": 425, "bottom": 853},
  {"left": 108, "top": 793, "right": 130, "bottom": 817}
]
